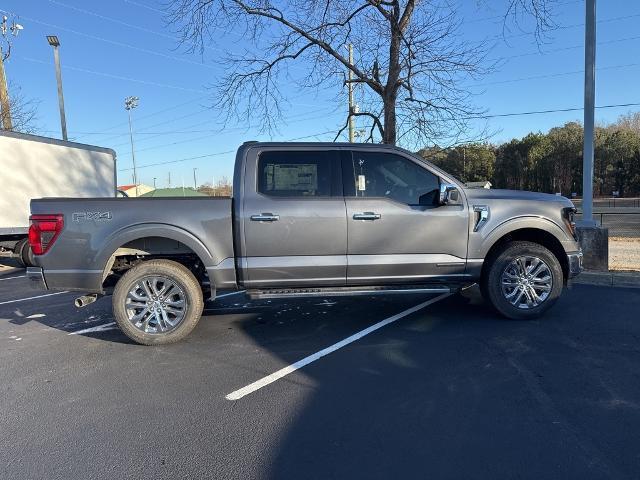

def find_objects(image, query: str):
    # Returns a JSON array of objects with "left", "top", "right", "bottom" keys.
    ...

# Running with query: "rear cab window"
[{"left": 257, "top": 150, "right": 342, "bottom": 197}]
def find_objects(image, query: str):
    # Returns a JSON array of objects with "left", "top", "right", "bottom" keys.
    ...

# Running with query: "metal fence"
[
  {"left": 573, "top": 197, "right": 640, "bottom": 208},
  {"left": 575, "top": 211, "right": 640, "bottom": 238}
]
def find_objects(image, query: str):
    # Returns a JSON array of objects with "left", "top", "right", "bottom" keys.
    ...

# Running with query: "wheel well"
[
  {"left": 481, "top": 228, "right": 569, "bottom": 283},
  {"left": 103, "top": 236, "right": 209, "bottom": 293}
]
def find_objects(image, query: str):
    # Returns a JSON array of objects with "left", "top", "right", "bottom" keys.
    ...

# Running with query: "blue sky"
[{"left": 1, "top": 0, "right": 639, "bottom": 188}]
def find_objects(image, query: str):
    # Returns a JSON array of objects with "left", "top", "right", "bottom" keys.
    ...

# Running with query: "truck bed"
[{"left": 30, "top": 197, "right": 235, "bottom": 293}]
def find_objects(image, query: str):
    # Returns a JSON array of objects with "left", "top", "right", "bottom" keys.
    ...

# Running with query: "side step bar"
[{"left": 246, "top": 284, "right": 453, "bottom": 300}]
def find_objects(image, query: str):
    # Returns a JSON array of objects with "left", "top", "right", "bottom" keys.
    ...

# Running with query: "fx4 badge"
[{"left": 73, "top": 211, "right": 113, "bottom": 222}]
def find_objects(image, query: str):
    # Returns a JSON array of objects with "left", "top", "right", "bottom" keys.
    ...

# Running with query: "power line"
[
  {"left": 0, "top": 9, "right": 221, "bottom": 70},
  {"left": 122, "top": 0, "right": 164, "bottom": 15},
  {"left": 73, "top": 98, "right": 205, "bottom": 141},
  {"left": 463, "top": 0, "right": 584, "bottom": 25},
  {"left": 22, "top": 56, "right": 207, "bottom": 94},
  {"left": 469, "top": 62, "right": 640, "bottom": 88},
  {"left": 49, "top": 0, "right": 230, "bottom": 51},
  {"left": 461, "top": 102, "right": 640, "bottom": 120},
  {"left": 497, "top": 34, "right": 640, "bottom": 62},
  {"left": 116, "top": 110, "right": 339, "bottom": 156},
  {"left": 118, "top": 129, "right": 338, "bottom": 172}
]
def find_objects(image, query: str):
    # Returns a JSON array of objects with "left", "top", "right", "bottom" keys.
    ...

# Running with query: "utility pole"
[
  {"left": 153, "top": 177, "right": 157, "bottom": 189},
  {"left": 1, "top": 15, "right": 24, "bottom": 130},
  {"left": 46, "top": 36, "right": 68, "bottom": 140},
  {"left": 124, "top": 96, "right": 139, "bottom": 197},
  {"left": 193, "top": 167, "right": 198, "bottom": 190},
  {"left": 463, "top": 147, "right": 466, "bottom": 181},
  {"left": 0, "top": 52, "right": 11, "bottom": 130},
  {"left": 347, "top": 43, "right": 355, "bottom": 143},
  {"left": 168, "top": 172, "right": 171, "bottom": 188}
]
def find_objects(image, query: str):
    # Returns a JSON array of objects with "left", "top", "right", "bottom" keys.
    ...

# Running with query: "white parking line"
[
  {"left": 0, "top": 275, "right": 26, "bottom": 282},
  {"left": 225, "top": 292, "right": 451, "bottom": 401},
  {"left": 0, "top": 291, "right": 69, "bottom": 306},
  {"left": 68, "top": 322, "right": 117, "bottom": 335}
]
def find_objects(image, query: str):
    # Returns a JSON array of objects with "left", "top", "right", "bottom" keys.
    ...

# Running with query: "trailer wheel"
[
  {"left": 14, "top": 238, "right": 31, "bottom": 268},
  {"left": 112, "top": 259, "right": 204, "bottom": 345}
]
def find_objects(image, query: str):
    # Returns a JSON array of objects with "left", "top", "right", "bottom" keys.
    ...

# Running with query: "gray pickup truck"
[{"left": 28, "top": 142, "right": 582, "bottom": 345}]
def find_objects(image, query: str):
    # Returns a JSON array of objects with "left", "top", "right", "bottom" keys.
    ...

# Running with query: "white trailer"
[{"left": 0, "top": 131, "right": 117, "bottom": 266}]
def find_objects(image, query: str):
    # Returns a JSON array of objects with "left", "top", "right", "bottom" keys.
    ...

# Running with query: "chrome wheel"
[
  {"left": 124, "top": 276, "right": 187, "bottom": 334},
  {"left": 500, "top": 256, "right": 553, "bottom": 309}
]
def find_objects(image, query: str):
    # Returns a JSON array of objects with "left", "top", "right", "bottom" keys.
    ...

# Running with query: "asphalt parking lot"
[{"left": 1, "top": 267, "right": 640, "bottom": 480}]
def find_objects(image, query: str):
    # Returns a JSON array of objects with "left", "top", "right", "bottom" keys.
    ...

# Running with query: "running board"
[{"left": 246, "top": 284, "right": 452, "bottom": 300}]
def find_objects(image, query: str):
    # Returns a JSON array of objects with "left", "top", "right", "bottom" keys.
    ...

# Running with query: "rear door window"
[{"left": 258, "top": 151, "right": 340, "bottom": 197}]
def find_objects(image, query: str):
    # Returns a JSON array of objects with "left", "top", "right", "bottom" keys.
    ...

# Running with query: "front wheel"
[
  {"left": 482, "top": 241, "right": 564, "bottom": 320},
  {"left": 112, "top": 259, "right": 204, "bottom": 345}
]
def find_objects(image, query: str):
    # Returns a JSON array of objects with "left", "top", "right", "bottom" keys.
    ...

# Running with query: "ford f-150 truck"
[{"left": 27, "top": 142, "right": 583, "bottom": 345}]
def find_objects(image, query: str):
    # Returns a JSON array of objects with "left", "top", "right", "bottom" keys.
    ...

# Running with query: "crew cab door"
[
  {"left": 344, "top": 149, "right": 469, "bottom": 285},
  {"left": 240, "top": 147, "right": 347, "bottom": 287}
]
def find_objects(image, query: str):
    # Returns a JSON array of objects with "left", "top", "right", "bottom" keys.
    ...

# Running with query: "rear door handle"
[
  {"left": 353, "top": 212, "right": 381, "bottom": 221},
  {"left": 250, "top": 213, "right": 280, "bottom": 222}
]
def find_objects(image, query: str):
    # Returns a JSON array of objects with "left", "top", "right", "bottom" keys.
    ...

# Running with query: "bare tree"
[
  {"left": 0, "top": 83, "right": 39, "bottom": 133},
  {"left": 168, "top": 0, "right": 557, "bottom": 146},
  {"left": 501, "top": 0, "right": 559, "bottom": 43}
]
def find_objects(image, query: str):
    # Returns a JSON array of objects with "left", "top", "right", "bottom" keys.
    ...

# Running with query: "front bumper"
[
  {"left": 26, "top": 267, "right": 48, "bottom": 291},
  {"left": 567, "top": 251, "right": 584, "bottom": 278}
]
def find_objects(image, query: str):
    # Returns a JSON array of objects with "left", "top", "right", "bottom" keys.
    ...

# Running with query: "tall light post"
[
  {"left": 577, "top": 0, "right": 608, "bottom": 271},
  {"left": 581, "top": 0, "right": 596, "bottom": 225},
  {"left": 193, "top": 167, "right": 198, "bottom": 190},
  {"left": 46, "top": 35, "right": 67, "bottom": 140},
  {"left": 124, "top": 96, "right": 139, "bottom": 197}
]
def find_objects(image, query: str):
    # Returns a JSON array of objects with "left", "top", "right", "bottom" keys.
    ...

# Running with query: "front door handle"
[
  {"left": 250, "top": 213, "right": 280, "bottom": 222},
  {"left": 353, "top": 212, "right": 381, "bottom": 221}
]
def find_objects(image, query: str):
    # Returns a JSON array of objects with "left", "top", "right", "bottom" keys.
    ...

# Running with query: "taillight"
[{"left": 29, "top": 214, "right": 64, "bottom": 255}]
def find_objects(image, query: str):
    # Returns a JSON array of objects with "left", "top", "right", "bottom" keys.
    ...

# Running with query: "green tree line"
[{"left": 418, "top": 112, "right": 640, "bottom": 197}]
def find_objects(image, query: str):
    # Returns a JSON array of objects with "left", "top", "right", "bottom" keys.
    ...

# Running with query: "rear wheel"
[
  {"left": 482, "top": 241, "right": 563, "bottom": 320},
  {"left": 112, "top": 259, "right": 204, "bottom": 345}
]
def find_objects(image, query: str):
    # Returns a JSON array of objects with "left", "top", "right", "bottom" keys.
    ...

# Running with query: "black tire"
[
  {"left": 112, "top": 259, "right": 204, "bottom": 345},
  {"left": 19, "top": 239, "right": 35, "bottom": 267},
  {"left": 481, "top": 241, "right": 563, "bottom": 320},
  {"left": 14, "top": 238, "right": 28, "bottom": 268}
]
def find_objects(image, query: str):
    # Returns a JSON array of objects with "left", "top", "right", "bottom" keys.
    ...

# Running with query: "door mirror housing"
[{"left": 439, "top": 183, "right": 459, "bottom": 205}]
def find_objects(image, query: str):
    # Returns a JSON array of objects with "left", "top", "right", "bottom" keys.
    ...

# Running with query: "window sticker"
[{"left": 357, "top": 174, "right": 366, "bottom": 191}]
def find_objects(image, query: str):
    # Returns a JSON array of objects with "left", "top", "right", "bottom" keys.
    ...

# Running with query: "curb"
[{"left": 570, "top": 270, "right": 640, "bottom": 289}]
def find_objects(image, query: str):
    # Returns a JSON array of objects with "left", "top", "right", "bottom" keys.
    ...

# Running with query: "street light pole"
[
  {"left": 193, "top": 167, "right": 198, "bottom": 190},
  {"left": 124, "top": 96, "right": 140, "bottom": 197},
  {"left": 582, "top": 0, "right": 596, "bottom": 225},
  {"left": 46, "top": 36, "right": 67, "bottom": 140}
]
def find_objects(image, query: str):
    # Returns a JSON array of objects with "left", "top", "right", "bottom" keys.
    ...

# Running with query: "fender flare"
[
  {"left": 472, "top": 216, "right": 571, "bottom": 259},
  {"left": 97, "top": 223, "right": 216, "bottom": 277}
]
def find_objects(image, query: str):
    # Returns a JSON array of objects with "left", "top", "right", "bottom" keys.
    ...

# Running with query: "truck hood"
[{"left": 463, "top": 188, "right": 574, "bottom": 207}]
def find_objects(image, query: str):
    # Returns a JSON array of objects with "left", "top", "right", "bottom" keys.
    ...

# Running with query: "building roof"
[{"left": 140, "top": 187, "right": 207, "bottom": 197}]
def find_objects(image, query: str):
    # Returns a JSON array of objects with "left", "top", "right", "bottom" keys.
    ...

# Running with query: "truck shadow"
[{"left": 242, "top": 285, "right": 640, "bottom": 480}]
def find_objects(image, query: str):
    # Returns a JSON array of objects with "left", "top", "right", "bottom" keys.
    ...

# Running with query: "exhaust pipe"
[{"left": 74, "top": 294, "right": 98, "bottom": 308}]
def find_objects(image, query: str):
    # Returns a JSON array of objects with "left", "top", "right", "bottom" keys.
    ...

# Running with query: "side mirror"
[{"left": 439, "top": 183, "right": 459, "bottom": 205}]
